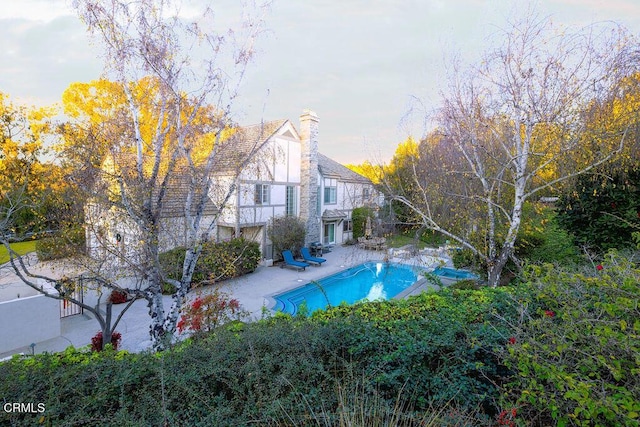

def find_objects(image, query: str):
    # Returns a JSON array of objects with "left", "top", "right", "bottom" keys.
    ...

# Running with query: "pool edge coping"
[
  {"left": 264, "top": 259, "right": 381, "bottom": 313},
  {"left": 267, "top": 260, "right": 435, "bottom": 314}
]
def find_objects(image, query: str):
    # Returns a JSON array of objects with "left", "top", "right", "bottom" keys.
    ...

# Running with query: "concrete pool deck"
[
  {"left": 0, "top": 244, "right": 454, "bottom": 358},
  {"left": 216, "top": 244, "right": 390, "bottom": 318}
]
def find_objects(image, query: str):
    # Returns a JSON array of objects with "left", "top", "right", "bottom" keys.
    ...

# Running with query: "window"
[
  {"left": 324, "top": 178, "right": 338, "bottom": 205},
  {"left": 323, "top": 178, "right": 337, "bottom": 204},
  {"left": 343, "top": 219, "right": 353, "bottom": 232},
  {"left": 362, "top": 187, "right": 370, "bottom": 200},
  {"left": 324, "top": 187, "right": 337, "bottom": 204},
  {"left": 286, "top": 186, "right": 297, "bottom": 216},
  {"left": 254, "top": 184, "right": 269, "bottom": 205}
]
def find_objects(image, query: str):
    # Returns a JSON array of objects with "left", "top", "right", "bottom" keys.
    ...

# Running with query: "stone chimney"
[{"left": 299, "top": 110, "right": 321, "bottom": 245}]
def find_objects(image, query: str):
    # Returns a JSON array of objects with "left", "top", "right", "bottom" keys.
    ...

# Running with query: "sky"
[{"left": 2, "top": 0, "right": 640, "bottom": 164}]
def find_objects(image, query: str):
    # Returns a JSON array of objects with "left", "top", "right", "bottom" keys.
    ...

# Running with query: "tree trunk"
[
  {"left": 146, "top": 280, "right": 167, "bottom": 351},
  {"left": 102, "top": 301, "right": 113, "bottom": 350},
  {"left": 487, "top": 247, "right": 511, "bottom": 287}
]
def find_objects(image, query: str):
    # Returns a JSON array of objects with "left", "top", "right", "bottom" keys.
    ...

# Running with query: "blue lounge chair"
[
  {"left": 301, "top": 247, "right": 326, "bottom": 266},
  {"left": 282, "top": 250, "right": 310, "bottom": 271}
]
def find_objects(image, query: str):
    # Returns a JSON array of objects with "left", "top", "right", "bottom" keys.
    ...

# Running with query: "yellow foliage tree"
[
  {"left": 345, "top": 160, "right": 384, "bottom": 184},
  {"left": 0, "top": 92, "right": 60, "bottom": 236}
]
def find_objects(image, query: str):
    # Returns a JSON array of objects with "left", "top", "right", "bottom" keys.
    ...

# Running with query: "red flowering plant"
[
  {"left": 90, "top": 331, "right": 122, "bottom": 352},
  {"left": 108, "top": 289, "right": 128, "bottom": 304},
  {"left": 496, "top": 407, "right": 517, "bottom": 427},
  {"left": 177, "top": 288, "right": 248, "bottom": 336}
]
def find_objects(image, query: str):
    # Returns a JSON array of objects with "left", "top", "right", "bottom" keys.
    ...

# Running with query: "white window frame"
[
  {"left": 323, "top": 178, "right": 337, "bottom": 204},
  {"left": 254, "top": 184, "right": 270, "bottom": 205}
]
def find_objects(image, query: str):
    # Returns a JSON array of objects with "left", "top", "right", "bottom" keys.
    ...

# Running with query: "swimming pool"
[
  {"left": 432, "top": 266, "right": 478, "bottom": 280},
  {"left": 273, "top": 261, "right": 422, "bottom": 315}
]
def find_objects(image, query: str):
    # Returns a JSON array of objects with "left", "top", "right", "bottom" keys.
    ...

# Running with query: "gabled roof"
[
  {"left": 157, "top": 173, "right": 218, "bottom": 218},
  {"left": 213, "top": 119, "right": 288, "bottom": 173},
  {"left": 317, "top": 153, "right": 371, "bottom": 184},
  {"left": 213, "top": 117, "right": 372, "bottom": 186},
  {"left": 239, "top": 119, "right": 289, "bottom": 144}
]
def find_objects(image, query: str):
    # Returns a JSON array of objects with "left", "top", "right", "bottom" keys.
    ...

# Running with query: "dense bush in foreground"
[
  {"left": 1, "top": 252, "right": 638, "bottom": 426},
  {"left": 502, "top": 252, "right": 640, "bottom": 426},
  {"left": 0, "top": 287, "right": 519, "bottom": 426}
]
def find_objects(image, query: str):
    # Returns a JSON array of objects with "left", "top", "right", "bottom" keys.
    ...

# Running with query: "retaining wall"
[{"left": 0, "top": 294, "right": 60, "bottom": 354}]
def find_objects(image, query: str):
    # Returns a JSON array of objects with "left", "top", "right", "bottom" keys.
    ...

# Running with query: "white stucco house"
[{"left": 213, "top": 110, "right": 381, "bottom": 259}]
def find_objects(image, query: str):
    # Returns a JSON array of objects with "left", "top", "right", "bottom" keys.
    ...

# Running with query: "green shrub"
[
  {"left": 35, "top": 227, "right": 85, "bottom": 260},
  {"left": 501, "top": 253, "right": 640, "bottom": 426},
  {"left": 161, "top": 281, "right": 177, "bottom": 295},
  {"left": 159, "top": 238, "right": 260, "bottom": 285},
  {"left": 266, "top": 215, "right": 306, "bottom": 261},
  {"left": 312, "top": 287, "right": 521, "bottom": 415},
  {"left": 452, "top": 248, "right": 483, "bottom": 270},
  {"left": 556, "top": 166, "right": 640, "bottom": 251},
  {"left": 515, "top": 204, "right": 581, "bottom": 264},
  {"left": 449, "top": 279, "right": 481, "bottom": 290},
  {"left": 0, "top": 286, "right": 524, "bottom": 426}
]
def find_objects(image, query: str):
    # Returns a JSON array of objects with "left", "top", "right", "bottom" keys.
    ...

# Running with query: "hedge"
[
  {"left": 159, "top": 237, "right": 261, "bottom": 286},
  {"left": 0, "top": 286, "right": 519, "bottom": 426},
  {"left": 2, "top": 253, "right": 637, "bottom": 426}
]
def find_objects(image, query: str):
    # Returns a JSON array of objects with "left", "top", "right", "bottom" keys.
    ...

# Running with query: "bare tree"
[
  {"left": 2, "top": 0, "right": 269, "bottom": 352},
  {"left": 71, "top": 0, "right": 271, "bottom": 349},
  {"left": 387, "top": 13, "right": 638, "bottom": 286}
]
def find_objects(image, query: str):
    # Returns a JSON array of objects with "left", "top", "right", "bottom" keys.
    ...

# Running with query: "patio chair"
[
  {"left": 281, "top": 250, "right": 310, "bottom": 271},
  {"left": 301, "top": 247, "right": 326, "bottom": 266}
]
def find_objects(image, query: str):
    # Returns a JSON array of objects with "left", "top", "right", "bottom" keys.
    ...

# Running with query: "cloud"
[
  {"left": 2, "top": 0, "right": 639, "bottom": 164},
  {"left": 0, "top": 15, "right": 101, "bottom": 105},
  {"left": 2, "top": 0, "right": 73, "bottom": 22}
]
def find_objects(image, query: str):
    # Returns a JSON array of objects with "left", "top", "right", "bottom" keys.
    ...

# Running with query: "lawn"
[{"left": 0, "top": 240, "right": 37, "bottom": 264}]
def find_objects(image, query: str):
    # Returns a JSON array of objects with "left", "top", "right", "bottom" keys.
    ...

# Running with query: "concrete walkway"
[{"left": 1, "top": 244, "right": 449, "bottom": 358}]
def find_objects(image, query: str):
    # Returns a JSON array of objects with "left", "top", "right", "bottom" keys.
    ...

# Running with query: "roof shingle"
[{"left": 317, "top": 153, "right": 371, "bottom": 183}]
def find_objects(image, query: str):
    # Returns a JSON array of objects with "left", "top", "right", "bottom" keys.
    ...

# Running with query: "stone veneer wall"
[{"left": 299, "top": 110, "right": 321, "bottom": 245}]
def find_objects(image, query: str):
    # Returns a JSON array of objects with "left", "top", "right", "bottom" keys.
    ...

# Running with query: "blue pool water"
[
  {"left": 273, "top": 262, "right": 421, "bottom": 315},
  {"left": 432, "top": 266, "right": 478, "bottom": 280}
]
